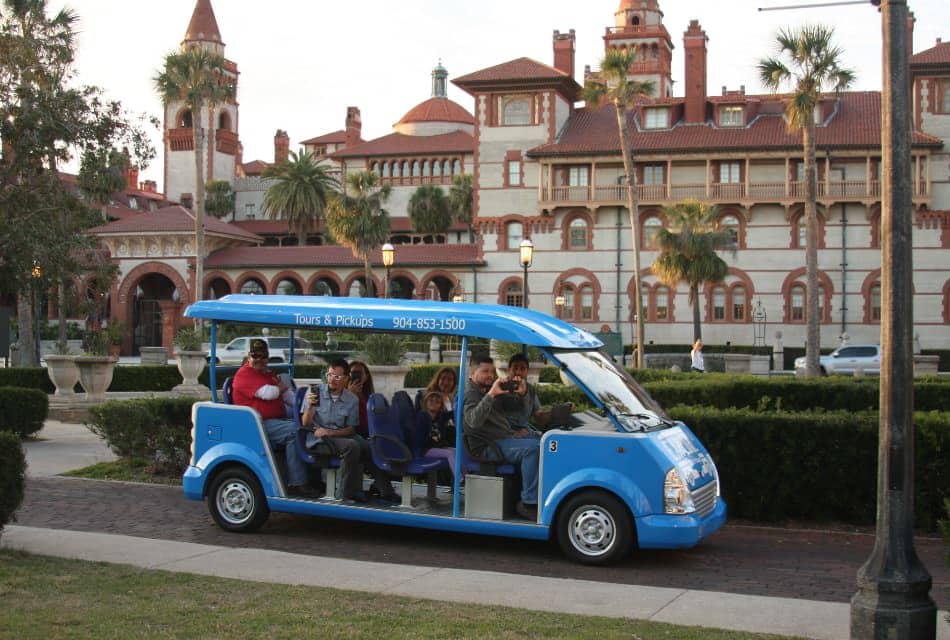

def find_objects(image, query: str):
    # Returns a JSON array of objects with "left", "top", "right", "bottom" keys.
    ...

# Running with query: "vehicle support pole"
[
  {"left": 452, "top": 336, "right": 468, "bottom": 518},
  {"left": 209, "top": 322, "right": 218, "bottom": 402}
]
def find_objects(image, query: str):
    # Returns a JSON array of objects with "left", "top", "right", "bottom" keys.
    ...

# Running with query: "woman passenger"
[
  {"left": 425, "top": 366, "right": 459, "bottom": 414},
  {"left": 346, "top": 360, "right": 375, "bottom": 437}
]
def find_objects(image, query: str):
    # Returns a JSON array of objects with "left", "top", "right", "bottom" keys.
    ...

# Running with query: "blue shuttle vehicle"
[{"left": 183, "top": 295, "right": 725, "bottom": 564}]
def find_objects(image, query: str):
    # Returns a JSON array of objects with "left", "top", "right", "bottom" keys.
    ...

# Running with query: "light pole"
[
  {"left": 519, "top": 238, "right": 533, "bottom": 309},
  {"left": 31, "top": 260, "right": 42, "bottom": 365},
  {"left": 850, "top": 0, "right": 937, "bottom": 636},
  {"left": 381, "top": 243, "right": 394, "bottom": 299}
]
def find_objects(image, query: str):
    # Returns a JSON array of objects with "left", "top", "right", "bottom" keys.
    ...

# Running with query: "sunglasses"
[
  {"left": 327, "top": 372, "right": 346, "bottom": 380},
  {"left": 249, "top": 352, "right": 268, "bottom": 360}
]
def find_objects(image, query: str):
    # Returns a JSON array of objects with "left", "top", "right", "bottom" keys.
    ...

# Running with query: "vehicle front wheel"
[
  {"left": 207, "top": 466, "right": 270, "bottom": 532},
  {"left": 556, "top": 490, "right": 633, "bottom": 565}
]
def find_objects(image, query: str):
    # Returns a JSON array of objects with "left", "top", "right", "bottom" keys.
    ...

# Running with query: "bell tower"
[
  {"left": 602, "top": 0, "right": 674, "bottom": 98},
  {"left": 162, "top": 0, "right": 240, "bottom": 205}
]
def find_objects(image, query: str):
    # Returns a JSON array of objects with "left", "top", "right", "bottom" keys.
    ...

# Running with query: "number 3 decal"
[{"left": 548, "top": 440, "right": 558, "bottom": 453}]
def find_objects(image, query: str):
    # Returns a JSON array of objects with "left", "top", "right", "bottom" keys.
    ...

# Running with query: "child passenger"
[{"left": 416, "top": 390, "right": 460, "bottom": 482}]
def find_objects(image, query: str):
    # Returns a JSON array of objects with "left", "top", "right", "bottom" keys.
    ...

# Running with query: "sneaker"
[
  {"left": 515, "top": 500, "right": 537, "bottom": 520},
  {"left": 287, "top": 484, "right": 321, "bottom": 499},
  {"left": 342, "top": 490, "right": 369, "bottom": 504}
]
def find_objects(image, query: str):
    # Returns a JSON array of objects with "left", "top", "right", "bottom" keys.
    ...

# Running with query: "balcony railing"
[
  {"left": 542, "top": 179, "right": 926, "bottom": 205},
  {"left": 216, "top": 129, "right": 239, "bottom": 155},
  {"left": 168, "top": 128, "right": 194, "bottom": 152}
]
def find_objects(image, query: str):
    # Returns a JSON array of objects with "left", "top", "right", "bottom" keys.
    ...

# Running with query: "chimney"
[
  {"left": 907, "top": 11, "right": 915, "bottom": 56},
  {"left": 345, "top": 106, "right": 362, "bottom": 148},
  {"left": 274, "top": 129, "right": 289, "bottom": 165},
  {"left": 553, "top": 29, "right": 576, "bottom": 79},
  {"left": 126, "top": 165, "right": 140, "bottom": 191},
  {"left": 684, "top": 20, "right": 708, "bottom": 124}
]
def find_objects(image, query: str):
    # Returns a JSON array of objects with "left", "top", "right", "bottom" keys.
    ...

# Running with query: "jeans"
[
  {"left": 495, "top": 437, "right": 540, "bottom": 505},
  {"left": 263, "top": 418, "right": 308, "bottom": 487}
]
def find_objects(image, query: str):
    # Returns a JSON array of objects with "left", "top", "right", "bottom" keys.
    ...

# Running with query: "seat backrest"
[
  {"left": 391, "top": 390, "right": 421, "bottom": 455},
  {"left": 367, "top": 393, "right": 411, "bottom": 472},
  {"left": 293, "top": 386, "right": 309, "bottom": 427},
  {"left": 222, "top": 377, "right": 234, "bottom": 404}
]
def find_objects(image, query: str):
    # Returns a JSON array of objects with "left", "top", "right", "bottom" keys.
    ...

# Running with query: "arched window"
[
  {"left": 720, "top": 214, "right": 740, "bottom": 245},
  {"left": 504, "top": 281, "right": 523, "bottom": 307},
  {"left": 869, "top": 282, "right": 881, "bottom": 322},
  {"left": 453, "top": 159, "right": 461, "bottom": 174},
  {"left": 402, "top": 160, "right": 410, "bottom": 177},
  {"left": 506, "top": 221, "right": 523, "bottom": 250},
  {"left": 240, "top": 279, "right": 265, "bottom": 295},
  {"left": 412, "top": 160, "right": 421, "bottom": 177},
  {"left": 433, "top": 160, "right": 441, "bottom": 177},
  {"left": 732, "top": 285, "right": 747, "bottom": 321},
  {"left": 796, "top": 218, "right": 806, "bottom": 248},
  {"left": 790, "top": 284, "right": 805, "bottom": 321},
  {"left": 392, "top": 161, "right": 401, "bottom": 178},
  {"left": 502, "top": 97, "right": 531, "bottom": 125},
  {"left": 422, "top": 160, "right": 430, "bottom": 177},
  {"left": 579, "top": 286, "right": 594, "bottom": 320},
  {"left": 178, "top": 109, "right": 193, "bottom": 128},
  {"left": 712, "top": 286, "right": 726, "bottom": 320},
  {"left": 443, "top": 159, "right": 452, "bottom": 175},
  {"left": 569, "top": 218, "right": 588, "bottom": 249},
  {"left": 275, "top": 279, "right": 301, "bottom": 296},
  {"left": 655, "top": 285, "right": 670, "bottom": 320},
  {"left": 643, "top": 217, "right": 663, "bottom": 250},
  {"left": 382, "top": 162, "right": 390, "bottom": 178},
  {"left": 218, "top": 111, "right": 231, "bottom": 131},
  {"left": 370, "top": 162, "right": 379, "bottom": 176},
  {"left": 791, "top": 210, "right": 826, "bottom": 249},
  {"left": 561, "top": 285, "right": 575, "bottom": 320}
]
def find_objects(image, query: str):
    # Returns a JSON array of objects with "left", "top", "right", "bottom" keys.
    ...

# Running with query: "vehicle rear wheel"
[
  {"left": 556, "top": 490, "right": 632, "bottom": 565},
  {"left": 207, "top": 466, "right": 270, "bottom": 532}
]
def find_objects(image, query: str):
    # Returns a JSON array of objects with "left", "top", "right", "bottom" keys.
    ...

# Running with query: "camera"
[
  {"left": 350, "top": 369, "right": 362, "bottom": 384},
  {"left": 499, "top": 378, "right": 519, "bottom": 392},
  {"left": 310, "top": 384, "right": 321, "bottom": 406}
]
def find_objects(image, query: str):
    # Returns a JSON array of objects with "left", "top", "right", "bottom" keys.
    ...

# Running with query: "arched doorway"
[
  {"left": 390, "top": 276, "right": 415, "bottom": 300},
  {"left": 132, "top": 273, "right": 180, "bottom": 355},
  {"left": 423, "top": 275, "right": 457, "bottom": 301}
]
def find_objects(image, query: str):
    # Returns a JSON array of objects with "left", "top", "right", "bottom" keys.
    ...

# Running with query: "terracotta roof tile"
[
  {"left": 301, "top": 130, "right": 348, "bottom": 145},
  {"left": 397, "top": 98, "right": 474, "bottom": 126},
  {"left": 528, "top": 91, "right": 942, "bottom": 157},
  {"left": 242, "top": 160, "right": 271, "bottom": 176},
  {"left": 88, "top": 205, "right": 262, "bottom": 242},
  {"left": 231, "top": 218, "right": 467, "bottom": 235},
  {"left": 911, "top": 40, "right": 950, "bottom": 66},
  {"left": 332, "top": 131, "right": 473, "bottom": 159},
  {"left": 183, "top": 0, "right": 222, "bottom": 45},
  {"left": 454, "top": 57, "right": 582, "bottom": 101},
  {"left": 206, "top": 243, "right": 482, "bottom": 268}
]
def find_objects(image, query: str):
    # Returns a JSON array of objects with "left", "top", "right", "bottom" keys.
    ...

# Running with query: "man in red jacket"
[{"left": 232, "top": 339, "right": 317, "bottom": 498}]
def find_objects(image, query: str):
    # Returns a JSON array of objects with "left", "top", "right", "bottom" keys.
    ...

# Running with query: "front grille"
[{"left": 692, "top": 480, "right": 718, "bottom": 517}]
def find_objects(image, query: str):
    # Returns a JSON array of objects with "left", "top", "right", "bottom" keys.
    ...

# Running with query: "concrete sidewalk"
[{"left": 11, "top": 420, "right": 950, "bottom": 640}]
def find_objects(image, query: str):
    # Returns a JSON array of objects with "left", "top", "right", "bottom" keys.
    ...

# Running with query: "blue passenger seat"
[
  {"left": 293, "top": 384, "right": 341, "bottom": 499},
  {"left": 221, "top": 377, "right": 234, "bottom": 404},
  {"left": 367, "top": 393, "right": 447, "bottom": 507}
]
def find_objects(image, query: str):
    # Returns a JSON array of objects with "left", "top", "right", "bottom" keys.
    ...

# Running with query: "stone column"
[{"left": 157, "top": 300, "right": 182, "bottom": 355}]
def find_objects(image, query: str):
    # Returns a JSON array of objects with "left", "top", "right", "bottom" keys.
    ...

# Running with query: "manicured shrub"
[
  {"left": 87, "top": 398, "right": 196, "bottom": 473},
  {"left": 0, "top": 431, "right": 26, "bottom": 536},
  {"left": 0, "top": 386, "right": 48, "bottom": 437},
  {"left": 668, "top": 406, "right": 950, "bottom": 529},
  {"left": 0, "top": 367, "right": 53, "bottom": 393}
]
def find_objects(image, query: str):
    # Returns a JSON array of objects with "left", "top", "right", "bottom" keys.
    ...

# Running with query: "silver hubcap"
[
  {"left": 569, "top": 505, "right": 616, "bottom": 557},
  {"left": 217, "top": 480, "right": 254, "bottom": 525}
]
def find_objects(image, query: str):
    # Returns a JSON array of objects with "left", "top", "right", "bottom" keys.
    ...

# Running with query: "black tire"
[
  {"left": 556, "top": 490, "right": 633, "bottom": 565},
  {"left": 207, "top": 466, "right": 270, "bottom": 532}
]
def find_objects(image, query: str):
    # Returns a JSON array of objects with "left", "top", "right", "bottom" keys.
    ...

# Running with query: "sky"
[{"left": 59, "top": 0, "right": 946, "bottom": 190}]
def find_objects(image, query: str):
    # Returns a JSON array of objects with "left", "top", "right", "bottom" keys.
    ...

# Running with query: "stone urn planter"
[
  {"left": 370, "top": 364, "right": 411, "bottom": 399},
  {"left": 74, "top": 356, "right": 117, "bottom": 401},
  {"left": 173, "top": 351, "right": 210, "bottom": 397},
  {"left": 45, "top": 355, "right": 79, "bottom": 395}
]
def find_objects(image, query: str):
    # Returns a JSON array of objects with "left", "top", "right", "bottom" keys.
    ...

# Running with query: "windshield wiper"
[{"left": 616, "top": 412, "right": 675, "bottom": 429}]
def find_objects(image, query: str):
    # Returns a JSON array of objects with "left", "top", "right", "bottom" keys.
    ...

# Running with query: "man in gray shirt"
[{"left": 463, "top": 354, "right": 540, "bottom": 520}]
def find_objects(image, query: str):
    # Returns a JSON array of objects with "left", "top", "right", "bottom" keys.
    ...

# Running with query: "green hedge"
[
  {"left": 0, "top": 431, "right": 26, "bottom": 535},
  {"left": 87, "top": 398, "right": 196, "bottom": 473},
  {"left": 0, "top": 386, "right": 48, "bottom": 438},
  {"left": 668, "top": 406, "right": 949, "bottom": 529},
  {"left": 0, "top": 368, "right": 53, "bottom": 392},
  {"left": 921, "top": 349, "right": 950, "bottom": 372},
  {"left": 643, "top": 377, "right": 949, "bottom": 413}
]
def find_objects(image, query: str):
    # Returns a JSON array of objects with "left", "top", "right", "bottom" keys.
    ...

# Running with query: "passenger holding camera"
[
  {"left": 462, "top": 355, "right": 539, "bottom": 520},
  {"left": 500, "top": 353, "right": 556, "bottom": 434},
  {"left": 345, "top": 360, "right": 374, "bottom": 437}
]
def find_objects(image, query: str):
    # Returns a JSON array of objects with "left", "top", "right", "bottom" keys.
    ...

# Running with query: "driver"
[{"left": 462, "top": 355, "right": 539, "bottom": 520}]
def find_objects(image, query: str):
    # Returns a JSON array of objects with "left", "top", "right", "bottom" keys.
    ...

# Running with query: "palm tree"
[
  {"left": 325, "top": 171, "right": 392, "bottom": 297},
  {"left": 262, "top": 150, "right": 338, "bottom": 245},
  {"left": 758, "top": 25, "right": 854, "bottom": 377},
  {"left": 582, "top": 49, "right": 655, "bottom": 368},
  {"left": 408, "top": 184, "right": 451, "bottom": 235},
  {"left": 204, "top": 180, "right": 235, "bottom": 220},
  {"left": 449, "top": 173, "right": 474, "bottom": 242},
  {"left": 154, "top": 46, "right": 235, "bottom": 308},
  {"left": 651, "top": 200, "right": 732, "bottom": 341}
]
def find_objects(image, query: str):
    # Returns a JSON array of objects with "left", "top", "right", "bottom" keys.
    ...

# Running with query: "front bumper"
[
  {"left": 634, "top": 499, "right": 727, "bottom": 549},
  {"left": 182, "top": 465, "right": 205, "bottom": 501}
]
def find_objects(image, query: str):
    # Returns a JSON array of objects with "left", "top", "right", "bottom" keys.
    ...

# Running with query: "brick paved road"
[{"left": 15, "top": 476, "right": 948, "bottom": 609}]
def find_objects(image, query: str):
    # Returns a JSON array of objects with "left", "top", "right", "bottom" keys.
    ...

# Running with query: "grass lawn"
[
  {"left": 0, "top": 550, "right": 804, "bottom": 640},
  {"left": 63, "top": 459, "right": 182, "bottom": 485}
]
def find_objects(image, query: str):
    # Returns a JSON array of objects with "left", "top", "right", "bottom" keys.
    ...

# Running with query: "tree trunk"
[
  {"left": 616, "top": 101, "right": 645, "bottom": 368},
  {"left": 16, "top": 291, "right": 36, "bottom": 367},
  {"left": 193, "top": 103, "right": 206, "bottom": 320},
  {"left": 690, "top": 283, "right": 702, "bottom": 342},
  {"left": 363, "top": 256, "right": 374, "bottom": 298},
  {"left": 57, "top": 280, "right": 67, "bottom": 350},
  {"left": 803, "top": 122, "right": 820, "bottom": 377}
]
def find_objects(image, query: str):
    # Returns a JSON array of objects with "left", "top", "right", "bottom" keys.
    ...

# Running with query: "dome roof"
[{"left": 396, "top": 97, "right": 474, "bottom": 126}]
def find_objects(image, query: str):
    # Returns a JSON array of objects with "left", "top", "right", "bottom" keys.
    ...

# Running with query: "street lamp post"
[
  {"left": 31, "top": 260, "right": 42, "bottom": 365},
  {"left": 381, "top": 243, "right": 394, "bottom": 299},
  {"left": 519, "top": 239, "right": 533, "bottom": 309},
  {"left": 850, "top": 1, "right": 937, "bottom": 637}
]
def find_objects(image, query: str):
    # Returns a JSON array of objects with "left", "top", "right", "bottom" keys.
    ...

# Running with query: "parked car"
[
  {"left": 794, "top": 344, "right": 881, "bottom": 375},
  {"left": 212, "top": 336, "right": 314, "bottom": 365}
]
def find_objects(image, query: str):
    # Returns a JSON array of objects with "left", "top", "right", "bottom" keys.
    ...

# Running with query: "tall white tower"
[{"left": 162, "top": 0, "right": 240, "bottom": 205}]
